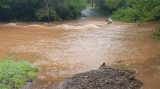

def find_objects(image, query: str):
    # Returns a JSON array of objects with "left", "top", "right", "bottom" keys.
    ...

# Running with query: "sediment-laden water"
[{"left": 0, "top": 17, "right": 159, "bottom": 89}]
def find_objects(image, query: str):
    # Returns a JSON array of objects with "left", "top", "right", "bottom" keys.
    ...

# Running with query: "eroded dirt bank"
[{"left": 0, "top": 18, "right": 159, "bottom": 89}]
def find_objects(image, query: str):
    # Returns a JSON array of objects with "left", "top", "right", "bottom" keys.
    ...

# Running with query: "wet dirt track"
[{"left": 0, "top": 18, "right": 160, "bottom": 89}]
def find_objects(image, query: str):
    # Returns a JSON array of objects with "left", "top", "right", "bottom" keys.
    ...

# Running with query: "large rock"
[{"left": 53, "top": 63, "right": 143, "bottom": 89}]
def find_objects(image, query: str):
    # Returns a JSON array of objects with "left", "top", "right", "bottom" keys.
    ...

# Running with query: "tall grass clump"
[{"left": 0, "top": 57, "right": 39, "bottom": 89}]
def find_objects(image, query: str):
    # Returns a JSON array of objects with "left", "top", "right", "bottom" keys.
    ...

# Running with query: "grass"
[
  {"left": 153, "top": 26, "right": 160, "bottom": 40},
  {"left": 0, "top": 57, "right": 39, "bottom": 89}
]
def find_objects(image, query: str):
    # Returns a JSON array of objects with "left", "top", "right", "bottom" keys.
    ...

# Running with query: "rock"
[
  {"left": 22, "top": 82, "right": 32, "bottom": 89},
  {"left": 52, "top": 63, "right": 143, "bottom": 89}
]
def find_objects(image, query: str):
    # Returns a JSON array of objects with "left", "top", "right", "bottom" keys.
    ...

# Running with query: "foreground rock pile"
[{"left": 54, "top": 63, "right": 143, "bottom": 89}]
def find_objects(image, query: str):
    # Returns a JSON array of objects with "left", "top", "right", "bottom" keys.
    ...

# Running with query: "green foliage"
[
  {"left": 95, "top": 0, "right": 125, "bottom": 15},
  {"left": 95, "top": 0, "right": 160, "bottom": 23},
  {"left": 0, "top": 0, "right": 40, "bottom": 21},
  {"left": 0, "top": 58, "right": 39, "bottom": 89},
  {"left": 111, "top": 8, "right": 137, "bottom": 22},
  {"left": 0, "top": 0, "right": 87, "bottom": 21},
  {"left": 153, "top": 26, "right": 160, "bottom": 40},
  {"left": 123, "top": 0, "right": 160, "bottom": 23}
]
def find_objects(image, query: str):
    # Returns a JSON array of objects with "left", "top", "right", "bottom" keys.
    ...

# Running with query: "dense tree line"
[
  {"left": 0, "top": 0, "right": 86, "bottom": 21},
  {"left": 95, "top": 0, "right": 160, "bottom": 23}
]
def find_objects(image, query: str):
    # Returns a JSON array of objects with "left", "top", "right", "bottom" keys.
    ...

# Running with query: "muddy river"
[{"left": 0, "top": 17, "right": 160, "bottom": 89}]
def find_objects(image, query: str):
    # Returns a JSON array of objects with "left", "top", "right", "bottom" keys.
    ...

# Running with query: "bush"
[
  {"left": 0, "top": 58, "right": 39, "bottom": 89},
  {"left": 153, "top": 26, "right": 160, "bottom": 40},
  {"left": 111, "top": 8, "right": 138, "bottom": 22},
  {"left": 95, "top": 0, "right": 160, "bottom": 23},
  {"left": 95, "top": 0, "right": 125, "bottom": 15}
]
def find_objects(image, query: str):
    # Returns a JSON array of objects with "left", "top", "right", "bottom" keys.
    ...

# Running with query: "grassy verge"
[
  {"left": 153, "top": 26, "right": 160, "bottom": 40},
  {"left": 0, "top": 57, "right": 39, "bottom": 89}
]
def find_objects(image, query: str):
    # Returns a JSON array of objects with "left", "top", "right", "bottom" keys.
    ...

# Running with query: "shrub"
[
  {"left": 0, "top": 58, "right": 39, "bottom": 89},
  {"left": 111, "top": 8, "right": 138, "bottom": 22},
  {"left": 95, "top": 0, "right": 160, "bottom": 23}
]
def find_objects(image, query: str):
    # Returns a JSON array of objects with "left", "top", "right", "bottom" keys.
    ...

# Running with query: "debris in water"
[{"left": 53, "top": 63, "right": 143, "bottom": 89}]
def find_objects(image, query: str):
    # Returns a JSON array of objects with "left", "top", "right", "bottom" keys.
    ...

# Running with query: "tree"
[
  {"left": 95, "top": 0, "right": 125, "bottom": 15},
  {"left": 0, "top": 0, "right": 87, "bottom": 21}
]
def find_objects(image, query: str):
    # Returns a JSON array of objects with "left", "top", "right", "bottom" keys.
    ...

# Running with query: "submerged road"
[{"left": 0, "top": 15, "right": 160, "bottom": 88}]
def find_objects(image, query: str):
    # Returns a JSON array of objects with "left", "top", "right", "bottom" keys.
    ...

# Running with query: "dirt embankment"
[{"left": 52, "top": 63, "right": 143, "bottom": 89}]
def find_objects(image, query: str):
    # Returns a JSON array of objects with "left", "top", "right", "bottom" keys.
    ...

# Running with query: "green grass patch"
[
  {"left": 0, "top": 57, "right": 39, "bottom": 89},
  {"left": 153, "top": 26, "right": 160, "bottom": 40}
]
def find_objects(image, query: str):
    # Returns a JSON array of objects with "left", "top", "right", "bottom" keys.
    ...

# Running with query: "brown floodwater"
[{"left": 0, "top": 17, "right": 160, "bottom": 89}]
